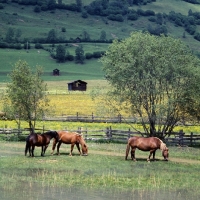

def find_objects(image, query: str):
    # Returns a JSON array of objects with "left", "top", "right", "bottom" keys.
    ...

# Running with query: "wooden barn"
[
  {"left": 53, "top": 68, "right": 60, "bottom": 76},
  {"left": 68, "top": 80, "right": 87, "bottom": 91}
]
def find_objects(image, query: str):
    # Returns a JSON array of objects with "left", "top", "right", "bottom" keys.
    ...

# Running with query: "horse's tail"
[
  {"left": 125, "top": 140, "right": 131, "bottom": 160},
  {"left": 25, "top": 140, "right": 29, "bottom": 156}
]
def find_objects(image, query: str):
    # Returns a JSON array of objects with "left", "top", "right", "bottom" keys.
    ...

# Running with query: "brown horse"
[
  {"left": 51, "top": 131, "right": 88, "bottom": 156},
  {"left": 25, "top": 131, "right": 59, "bottom": 157},
  {"left": 125, "top": 136, "right": 169, "bottom": 162}
]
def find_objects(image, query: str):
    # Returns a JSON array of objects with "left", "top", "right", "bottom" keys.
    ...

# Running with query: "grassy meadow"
[
  {"left": 0, "top": 141, "right": 200, "bottom": 200},
  {"left": 1, "top": 1, "right": 200, "bottom": 199}
]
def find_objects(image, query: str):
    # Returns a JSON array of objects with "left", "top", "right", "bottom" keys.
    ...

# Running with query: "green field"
[
  {"left": 1, "top": 1, "right": 200, "bottom": 199},
  {"left": 1, "top": 0, "right": 200, "bottom": 82},
  {"left": 0, "top": 46, "right": 106, "bottom": 82},
  {"left": 0, "top": 141, "right": 200, "bottom": 200}
]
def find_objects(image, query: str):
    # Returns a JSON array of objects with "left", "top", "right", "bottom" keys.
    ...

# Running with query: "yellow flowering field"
[{"left": 47, "top": 94, "right": 97, "bottom": 116}]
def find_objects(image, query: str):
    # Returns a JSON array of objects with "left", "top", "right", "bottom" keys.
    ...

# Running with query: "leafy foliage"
[
  {"left": 5, "top": 60, "right": 48, "bottom": 129},
  {"left": 100, "top": 32, "right": 200, "bottom": 138}
]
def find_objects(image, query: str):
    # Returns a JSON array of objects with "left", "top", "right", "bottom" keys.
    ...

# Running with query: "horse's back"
[
  {"left": 57, "top": 131, "right": 79, "bottom": 144},
  {"left": 128, "top": 136, "right": 160, "bottom": 151}
]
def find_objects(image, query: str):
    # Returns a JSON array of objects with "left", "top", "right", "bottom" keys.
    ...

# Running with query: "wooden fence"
[
  {"left": 0, "top": 127, "right": 200, "bottom": 146},
  {"left": 43, "top": 113, "right": 137, "bottom": 123}
]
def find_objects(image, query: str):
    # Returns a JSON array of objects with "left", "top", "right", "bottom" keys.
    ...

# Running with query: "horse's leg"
[
  {"left": 56, "top": 141, "right": 62, "bottom": 155},
  {"left": 131, "top": 148, "right": 136, "bottom": 161},
  {"left": 69, "top": 144, "right": 75, "bottom": 156},
  {"left": 43, "top": 145, "right": 49, "bottom": 156},
  {"left": 41, "top": 146, "right": 44, "bottom": 156},
  {"left": 148, "top": 150, "right": 156, "bottom": 162},
  {"left": 152, "top": 150, "right": 156, "bottom": 161},
  {"left": 31, "top": 146, "right": 35, "bottom": 157},
  {"left": 75, "top": 143, "right": 81, "bottom": 155},
  {"left": 51, "top": 138, "right": 57, "bottom": 155}
]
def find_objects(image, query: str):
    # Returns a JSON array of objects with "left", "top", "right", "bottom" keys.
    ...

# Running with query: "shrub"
[
  {"left": 0, "top": 42, "right": 8, "bottom": 48},
  {"left": 107, "top": 14, "right": 124, "bottom": 22},
  {"left": 35, "top": 43, "right": 43, "bottom": 49},
  {"left": 85, "top": 53, "right": 93, "bottom": 59}
]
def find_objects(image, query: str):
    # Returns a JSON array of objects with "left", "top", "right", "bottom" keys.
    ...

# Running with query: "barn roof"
[{"left": 67, "top": 80, "right": 87, "bottom": 84}]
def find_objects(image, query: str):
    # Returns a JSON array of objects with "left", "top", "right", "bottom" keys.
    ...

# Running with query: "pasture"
[
  {"left": 0, "top": 140, "right": 200, "bottom": 200},
  {"left": 0, "top": 46, "right": 106, "bottom": 82}
]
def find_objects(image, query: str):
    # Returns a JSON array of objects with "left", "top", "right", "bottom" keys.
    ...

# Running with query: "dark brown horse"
[
  {"left": 51, "top": 131, "right": 88, "bottom": 156},
  {"left": 25, "top": 131, "right": 59, "bottom": 157},
  {"left": 125, "top": 136, "right": 169, "bottom": 162}
]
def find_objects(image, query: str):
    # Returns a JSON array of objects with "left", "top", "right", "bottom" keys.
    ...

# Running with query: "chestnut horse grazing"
[
  {"left": 125, "top": 136, "right": 169, "bottom": 162},
  {"left": 51, "top": 131, "right": 88, "bottom": 156},
  {"left": 25, "top": 131, "right": 59, "bottom": 157}
]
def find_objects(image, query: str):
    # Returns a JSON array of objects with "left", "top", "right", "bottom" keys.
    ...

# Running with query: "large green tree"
[
  {"left": 75, "top": 45, "right": 85, "bottom": 64},
  {"left": 100, "top": 32, "right": 200, "bottom": 138},
  {"left": 56, "top": 44, "right": 66, "bottom": 62},
  {"left": 5, "top": 60, "right": 48, "bottom": 130}
]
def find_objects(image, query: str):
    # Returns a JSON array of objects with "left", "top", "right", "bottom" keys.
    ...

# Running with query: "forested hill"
[{"left": 1, "top": 0, "right": 200, "bottom": 55}]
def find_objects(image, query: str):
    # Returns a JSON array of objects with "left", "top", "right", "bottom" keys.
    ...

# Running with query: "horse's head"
[
  {"left": 48, "top": 131, "right": 59, "bottom": 141},
  {"left": 162, "top": 148, "right": 169, "bottom": 161},
  {"left": 76, "top": 134, "right": 88, "bottom": 156},
  {"left": 81, "top": 143, "right": 88, "bottom": 156}
]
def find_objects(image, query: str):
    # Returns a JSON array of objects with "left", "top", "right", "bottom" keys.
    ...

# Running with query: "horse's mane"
[{"left": 155, "top": 137, "right": 167, "bottom": 151}]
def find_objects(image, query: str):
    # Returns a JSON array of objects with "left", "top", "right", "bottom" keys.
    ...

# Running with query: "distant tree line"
[
  {"left": 2, "top": 0, "right": 200, "bottom": 42},
  {"left": 50, "top": 44, "right": 105, "bottom": 64},
  {"left": 182, "top": 0, "right": 200, "bottom": 4},
  {"left": 0, "top": 27, "right": 111, "bottom": 49}
]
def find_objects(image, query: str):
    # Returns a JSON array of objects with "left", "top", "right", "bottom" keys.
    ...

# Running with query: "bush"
[
  {"left": 66, "top": 54, "right": 74, "bottom": 61},
  {"left": 82, "top": 11, "right": 88, "bottom": 18},
  {"left": 35, "top": 43, "right": 43, "bottom": 49},
  {"left": 15, "top": 43, "right": 22, "bottom": 50},
  {"left": 0, "top": 42, "right": 8, "bottom": 48},
  {"left": 85, "top": 53, "right": 93, "bottom": 59},
  {"left": 107, "top": 14, "right": 124, "bottom": 22},
  {"left": 127, "top": 13, "right": 138, "bottom": 21},
  {"left": 0, "top": 3, "right": 4, "bottom": 9},
  {"left": 148, "top": 16, "right": 156, "bottom": 22},
  {"left": 34, "top": 5, "right": 41, "bottom": 13},
  {"left": 93, "top": 51, "right": 105, "bottom": 58}
]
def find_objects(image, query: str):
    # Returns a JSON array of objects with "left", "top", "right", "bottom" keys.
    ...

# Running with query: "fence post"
[
  {"left": 128, "top": 128, "right": 131, "bottom": 139},
  {"left": 109, "top": 126, "right": 112, "bottom": 140},
  {"left": 92, "top": 112, "right": 94, "bottom": 122},
  {"left": 17, "top": 124, "right": 20, "bottom": 140},
  {"left": 85, "top": 128, "right": 87, "bottom": 141},
  {"left": 179, "top": 130, "right": 184, "bottom": 146},
  {"left": 118, "top": 114, "right": 122, "bottom": 123},
  {"left": 76, "top": 112, "right": 78, "bottom": 121},
  {"left": 106, "top": 127, "right": 109, "bottom": 138},
  {"left": 190, "top": 132, "right": 193, "bottom": 146}
]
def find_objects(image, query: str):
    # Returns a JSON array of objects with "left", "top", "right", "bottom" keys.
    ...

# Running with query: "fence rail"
[
  {"left": 1, "top": 127, "right": 199, "bottom": 146},
  {"left": 43, "top": 113, "right": 137, "bottom": 123}
]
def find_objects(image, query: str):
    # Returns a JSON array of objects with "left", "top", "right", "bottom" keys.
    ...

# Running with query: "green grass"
[
  {"left": 1, "top": 1, "right": 200, "bottom": 83},
  {"left": 0, "top": 47, "right": 105, "bottom": 82},
  {"left": 0, "top": 141, "right": 200, "bottom": 200}
]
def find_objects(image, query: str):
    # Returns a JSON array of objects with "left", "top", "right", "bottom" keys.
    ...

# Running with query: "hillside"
[{"left": 0, "top": 0, "right": 200, "bottom": 82}]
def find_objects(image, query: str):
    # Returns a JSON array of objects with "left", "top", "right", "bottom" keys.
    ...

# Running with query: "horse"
[
  {"left": 51, "top": 131, "right": 88, "bottom": 156},
  {"left": 25, "top": 130, "right": 59, "bottom": 157},
  {"left": 125, "top": 136, "right": 169, "bottom": 162}
]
